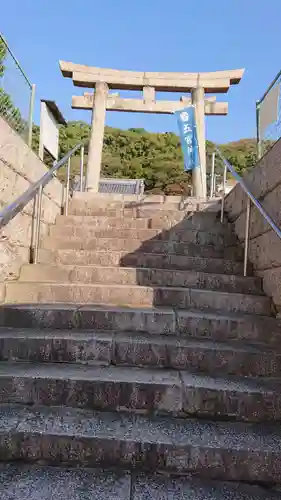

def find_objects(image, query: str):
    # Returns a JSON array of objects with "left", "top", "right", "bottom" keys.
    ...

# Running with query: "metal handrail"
[
  {"left": 216, "top": 146, "right": 281, "bottom": 276},
  {"left": 0, "top": 33, "right": 36, "bottom": 147},
  {"left": 0, "top": 33, "right": 32, "bottom": 88},
  {"left": 256, "top": 68, "right": 281, "bottom": 160},
  {"left": 257, "top": 68, "right": 281, "bottom": 106},
  {"left": 0, "top": 142, "right": 85, "bottom": 263}
]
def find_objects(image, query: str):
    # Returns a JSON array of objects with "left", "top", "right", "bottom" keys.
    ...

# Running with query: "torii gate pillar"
[{"left": 87, "top": 82, "right": 108, "bottom": 192}]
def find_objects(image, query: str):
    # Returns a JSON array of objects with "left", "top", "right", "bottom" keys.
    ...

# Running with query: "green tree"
[
  {"left": 30, "top": 117, "right": 260, "bottom": 194},
  {"left": 0, "top": 38, "right": 6, "bottom": 77}
]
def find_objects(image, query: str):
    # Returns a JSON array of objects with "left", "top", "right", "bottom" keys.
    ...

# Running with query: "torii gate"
[{"left": 60, "top": 62, "right": 244, "bottom": 198}]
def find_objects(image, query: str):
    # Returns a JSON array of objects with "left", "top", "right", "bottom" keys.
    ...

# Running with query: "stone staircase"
[{"left": 1, "top": 196, "right": 281, "bottom": 499}]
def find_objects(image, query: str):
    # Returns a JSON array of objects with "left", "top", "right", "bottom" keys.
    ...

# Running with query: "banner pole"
[
  {"left": 174, "top": 105, "right": 202, "bottom": 199},
  {"left": 191, "top": 87, "right": 206, "bottom": 199}
]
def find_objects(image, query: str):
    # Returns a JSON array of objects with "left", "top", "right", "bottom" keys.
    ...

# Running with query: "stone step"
[
  {"left": 0, "top": 305, "right": 175, "bottom": 335},
  {"left": 19, "top": 264, "right": 262, "bottom": 295},
  {"left": 69, "top": 206, "right": 190, "bottom": 217},
  {"left": 69, "top": 200, "right": 220, "bottom": 217},
  {"left": 4, "top": 282, "right": 271, "bottom": 315},
  {"left": 51, "top": 222, "right": 234, "bottom": 241},
  {"left": 57, "top": 214, "right": 151, "bottom": 229},
  {"left": 68, "top": 194, "right": 219, "bottom": 208},
  {"left": 1, "top": 329, "right": 280, "bottom": 377},
  {"left": 2, "top": 464, "right": 281, "bottom": 500},
  {"left": 56, "top": 212, "right": 229, "bottom": 231},
  {"left": 70, "top": 199, "right": 188, "bottom": 211},
  {"left": 1, "top": 305, "right": 280, "bottom": 346},
  {"left": 1, "top": 404, "right": 281, "bottom": 482},
  {"left": 38, "top": 249, "right": 247, "bottom": 275},
  {"left": 70, "top": 206, "right": 221, "bottom": 217},
  {"left": 42, "top": 236, "right": 241, "bottom": 260},
  {"left": 0, "top": 362, "right": 280, "bottom": 421},
  {"left": 48, "top": 226, "right": 236, "bottom": 247}
]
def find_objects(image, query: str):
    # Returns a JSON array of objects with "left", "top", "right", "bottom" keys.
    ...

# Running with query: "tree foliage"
[
  {"left": 0, "top": 39, "right": 6, "bottom": 77},
  {"left": 218, "top": 139, "right": 258, "bottom": 175},
  {"left": 31, "top": 120, "right": 259, "bottom": 193}
]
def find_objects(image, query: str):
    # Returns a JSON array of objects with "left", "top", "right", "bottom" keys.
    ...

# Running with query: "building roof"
[{"left": 41, "top": 100, "right": 67, "bottom": 125}]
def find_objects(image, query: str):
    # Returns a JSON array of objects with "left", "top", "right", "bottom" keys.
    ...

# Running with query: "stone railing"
[
  {"left": 225, "top": 138, "right": 281, "bottom": 312},
  {"left": 0, "top": 117, "right": 63, "bottom": 299}
]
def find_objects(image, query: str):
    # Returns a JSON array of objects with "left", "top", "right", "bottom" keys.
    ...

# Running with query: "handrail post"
[
  {"left": 34, "top": 184, "right": 43, "bottom": 264},
  {"left": 256, "top": 101, "right": 262, "bottom": 160},
  {"left": 80, "top": 145, "right": 84, "bottom": 192},
  {"left": 210, "top": 152, "right": 215, "bottom": 198},
  {"left": 61, "top": 182, "right": 65, "bottom": 215},
  {"left": 243, "top": 197, "right": 251, "bottom": 277},
  {"left": 220, "top": 163, "right": 227, "bottom": 223},
  {"left": 65, "top": 157, "right": 71, "bottom": 215},
  {"left": 27, "top": 84, "right": 36, "bottom": 148}
]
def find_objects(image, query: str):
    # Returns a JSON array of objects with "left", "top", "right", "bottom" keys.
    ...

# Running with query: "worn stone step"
[
  {"left": 69, "top": 206, "right": 188, "bottom": 217},
  {"left": 20, "top": 264, "right": 262, "bottom": 295},
  {"left": 56, "top": 212, "right": 229, "bottom": 231},
  {"left": 70, "top": 206, "right": 221, "bottom": 217},
  {"left": 49, "top": 225, "right": 236, "bottom": 247},
  {"left": 42, "top": 236, "right": 241, "bottom": 260},
  {"left": 2, "top": 465, "right": 281, "bottom": 500},
  {"left": 1, "top": 404, "right": 281, "bottom": 482},
  {"left": 69, "top": 200, "right": 220, "bottom": 217},
  {"left": 69, "top": 199, "right": 177, "bottom": 211},
  {"left": 112, "top": 334, "right": 281, "bottom": 377},
  {"left": 132, "top": 474, "right": 281, "bottom": 499},
  {"left": 68, "top": 196, "right": 206, "bottom": 208},
  {"left": 0, "top": 362, "right": 281, "bottom": 421},
  {"left": 4, "top": 282, "right": 271, "bottom": 315},
  {"left": 0, "top": 304, "right": 177, "bottom": 335},
  {"left": 1, "top": 464, "right": 131, "bottom": 500},
  {"left": 0, "top": 329, "right": 115, "bottom": 366},
  {"left": 0, "top": 329, "right": 280, "bottom": 377},
  {"left": 57, "top": 214, "right": 151, "bottom": 229},
  {"left": 1, "top": 305, "right": 280, "bottom": 346},
  {"left": 133, "top": 474, "right": 281, "bottom": 499},
  {"left": 47, "top": 227, "right": 236, "bottom": 248},
  {"left": 69, "top": 194, "right": 219, "bottom": 206},
  {"left": 38, "top": 249, "right": 247, "bottom": 275}
]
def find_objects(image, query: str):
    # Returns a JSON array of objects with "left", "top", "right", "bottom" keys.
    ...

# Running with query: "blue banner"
[{"left": 175, "top": 106, "right": 200, "bottom": 171}]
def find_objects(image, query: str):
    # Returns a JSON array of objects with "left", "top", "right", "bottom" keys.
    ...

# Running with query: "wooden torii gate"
[{"left": 60, "top": 62, "right": 244, "bottom": 198}]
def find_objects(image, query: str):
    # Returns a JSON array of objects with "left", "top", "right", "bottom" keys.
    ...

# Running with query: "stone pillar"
[
  {"left": 191, "top": 86, "right": 207, "bottom": 199},
  {"left": 87, "top": 81, "right": 108, "bottom": 192},
  {"left": 143, "top": 86, "right": 155, "bottom": 104}
]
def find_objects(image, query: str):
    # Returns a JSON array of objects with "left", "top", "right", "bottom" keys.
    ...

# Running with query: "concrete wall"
[
  {"left": 0, "top": 117, "right": 63, "bottom": 298},
  {"left": 225, "top": 138, "right": 281, "bottom": 312}
]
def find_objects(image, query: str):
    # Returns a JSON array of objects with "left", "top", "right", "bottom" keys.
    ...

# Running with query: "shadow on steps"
[{"left": 119, "top": 209, "right": 253, "bottom": 311}]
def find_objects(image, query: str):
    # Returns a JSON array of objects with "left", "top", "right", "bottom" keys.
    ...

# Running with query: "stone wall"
[
  {"left": 0, "top": 117, "right": 63, "bottom": 299},
  {"left": 225, "top": 138, "right": 281, "bottom": 312}
]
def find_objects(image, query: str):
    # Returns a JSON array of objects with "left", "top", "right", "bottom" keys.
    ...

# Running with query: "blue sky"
[{"left": 1, "top": 0, "right": 281, "bottom": 143}]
